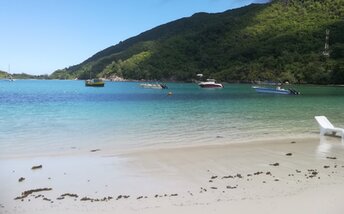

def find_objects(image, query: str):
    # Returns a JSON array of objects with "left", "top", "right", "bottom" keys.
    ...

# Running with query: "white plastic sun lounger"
[{"left": 314, "top": 116, "right": 344, "bottom": 139}]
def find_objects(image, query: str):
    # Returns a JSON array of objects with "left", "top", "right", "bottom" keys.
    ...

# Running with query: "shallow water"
[{"left": 0, "top": 80, "right": 343, "bottom": 156}]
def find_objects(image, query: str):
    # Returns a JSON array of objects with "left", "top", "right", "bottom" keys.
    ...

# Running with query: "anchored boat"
[
  {"left": 140, "top": 83, "right": 168, "bottom": 89},
  {"left": 252, "top": 86, "right": 300, "bottom": 95},
  {"left": 198, "top": 79, "right": 223, "bottom": 88},
  {"left": 85, "top": 79, "right": 105, "bottom": 87}
]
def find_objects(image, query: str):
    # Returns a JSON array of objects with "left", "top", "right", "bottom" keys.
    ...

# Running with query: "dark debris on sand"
[
  {"left": 200, "top": 187, "right": 207, "bottom": 193},
  {"left": 31, "top": 165, "right": 43, "bottom": 170},
  {"left": 305, "top": 169, "right": 319, "bottom": 179},
  {"left": 12, "top": 157, "right": 344, "bottom": 206},
  {"left": 58, "top": 193, "right": 79, "bottom": 199},
  {"left": 43, "top": 197, "right": 53, "bottom": 203},
  {"left": 14, "top": 188, "right": 52, "bottom": 200},
  {"left": 116, "top": 195, "right": 130, "bottom": 200},
  {"left": 210, "top": 175, "right": 218, "bottom": 179},
  {"left": 226, "top": 185, "right": 238, "bottom": 189},
  {"left": 326, "top": 156, "right": 337, "bottom": 160},
  {"left": 80, "top": 196, "right": 113, "bottom": 202}
]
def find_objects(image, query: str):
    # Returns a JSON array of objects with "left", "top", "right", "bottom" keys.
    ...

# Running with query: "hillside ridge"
[{"left": 51, "top": 0, "right": 344, "bottom": 84}]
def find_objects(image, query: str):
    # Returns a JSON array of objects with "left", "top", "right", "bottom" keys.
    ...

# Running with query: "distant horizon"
[{"left": 0, "top": 0, "right": 269, "bottom": 75}]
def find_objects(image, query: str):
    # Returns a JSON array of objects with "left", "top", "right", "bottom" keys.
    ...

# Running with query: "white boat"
[
  {"left": 7, "top": 76, "right": 15, "bottom": 82},
  {"left": 140, "top": 83, "right": 168, "bottom": 89},
  {"left": 198, "top": 79, "right": 223, "bottom": 88},
  {"left": 6, "top": 65, "right": 15, "bottom": 81},
  {"left": 252, "top": 86, "right": 300, "bottom": 95}
]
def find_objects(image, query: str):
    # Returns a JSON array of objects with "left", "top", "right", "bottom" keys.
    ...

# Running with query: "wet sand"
[{"left": 1, "top": 135, "right": 344, "bottom": 213}]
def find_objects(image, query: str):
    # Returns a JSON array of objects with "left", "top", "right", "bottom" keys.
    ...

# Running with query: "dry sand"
[{"left": 1, "top": 135, "right": 344, "bottom": 213}]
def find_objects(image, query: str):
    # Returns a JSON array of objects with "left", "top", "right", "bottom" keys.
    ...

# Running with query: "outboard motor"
[
  {"left": 289, "top": 88, "right": 300, "bottom": 95},
  {"left": 160, "top": 84, "right": 168, "bottom": 89}
]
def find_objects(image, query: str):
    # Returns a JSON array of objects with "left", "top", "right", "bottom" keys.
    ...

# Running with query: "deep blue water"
[{"left": 0, "top": 80, "right": 343, "bottom": 156}]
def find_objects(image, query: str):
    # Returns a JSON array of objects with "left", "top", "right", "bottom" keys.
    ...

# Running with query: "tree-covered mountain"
[{"left": 51, "top": 0, "right": 344, "bottom": 84}]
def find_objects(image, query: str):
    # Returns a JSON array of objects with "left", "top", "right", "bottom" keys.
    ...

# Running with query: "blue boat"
[{"left": 252, "top": 86, "right": 300, "bottom": 95}]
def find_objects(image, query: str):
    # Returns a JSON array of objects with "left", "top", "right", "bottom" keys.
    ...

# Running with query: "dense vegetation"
[
  {"left": 51, "top": 0, "right": 344, "bottom": 84},
  {"left": 0, "top": 70, "right": 7, "bottom": 78}
]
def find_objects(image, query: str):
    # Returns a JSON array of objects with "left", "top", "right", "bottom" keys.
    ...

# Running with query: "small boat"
[
  {"left": 252, "top": 86, "right": 300, "bottom": 95},
  {"left": 85, "top": 79, "right": 105, "bottom": 87},
  {"left": 6, "top": 65, "right": 15, "bottom": 81},
  {"left": 7, "top": 76, "right": 15, "bottom": 82},
  {"left": 140, "top": 83, "right": 168, "bottom": 89},
  {"left": 198, "top": 79, "right": 223, "bottom": 88}
]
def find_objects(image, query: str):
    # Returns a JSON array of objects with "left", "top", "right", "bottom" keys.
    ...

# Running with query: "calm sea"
[{"left": 0, "top": 80, "right": 343, "bottom": 157}]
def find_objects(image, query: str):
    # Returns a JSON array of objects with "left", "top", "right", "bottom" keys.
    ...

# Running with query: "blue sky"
[{"left": 0, "top": 0, "right": 269, "bottom": 75}]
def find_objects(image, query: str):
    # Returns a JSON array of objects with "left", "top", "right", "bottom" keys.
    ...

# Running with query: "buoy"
[{"left": 167, "top": 92, "right": 173, "bottom": 96}]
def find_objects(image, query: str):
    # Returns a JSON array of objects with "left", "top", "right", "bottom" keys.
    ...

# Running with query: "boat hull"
[
  {"left": 85, "top": 79, "right": 105, "bottom": 87},
  {"left": 85, "top": 83, "right": 105, "bottom": 87},
  {"left": 252, "top": 86, "right": 291, "bottom": 95},
  {"left": 140, "top": 83, "right": 168, "bottom": 89},
  {"left": 198, "top": 79, "right": 223, "bottom": 88},
  {"left": 199, "top": 84, "right": 223, "bottom": 88}
]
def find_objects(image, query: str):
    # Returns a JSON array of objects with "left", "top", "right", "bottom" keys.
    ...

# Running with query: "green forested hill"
[
  {"left": 0, "top": 70, "right": 8, "bottom": 78},
  {"left": 51, "top": 0, "right": 344, "bottom": 84}
]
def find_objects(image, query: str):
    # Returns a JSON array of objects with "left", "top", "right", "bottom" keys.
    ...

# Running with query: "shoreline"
[
  {"left": 3, "top": 79, "right": 344, "bottom": 87},
  {"left": 0, "top": 133, "right": 318, "bottom": 160},
  {"left": 1, "top": 135, "right": 344, "bottom": 213}
]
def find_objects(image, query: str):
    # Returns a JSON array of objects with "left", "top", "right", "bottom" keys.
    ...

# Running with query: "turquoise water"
[{"left": 0, "top": 80, "right": 343, "bottom": 156}]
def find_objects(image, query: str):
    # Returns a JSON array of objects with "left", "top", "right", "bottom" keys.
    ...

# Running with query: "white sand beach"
[{"left": 1, "top": 135, "right": 344, "bottom": 214}]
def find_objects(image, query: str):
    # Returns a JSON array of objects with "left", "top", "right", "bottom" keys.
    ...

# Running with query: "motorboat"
[
  {"left": 85, "top": 79, "right": 105, "bottom": 87},
  {"left": 198, "top": 79, "right": 223, "bottom": 88},
  {"left": 140, "top": 83, "right": 168, "bottom": 89},
  {"left": 252, "top": 86, "right": 300, "bottom": 95}
]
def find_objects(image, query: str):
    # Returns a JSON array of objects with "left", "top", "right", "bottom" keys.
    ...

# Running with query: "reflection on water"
[{"left": 316, "top": 135, "right": 344, "bottom": 157}]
